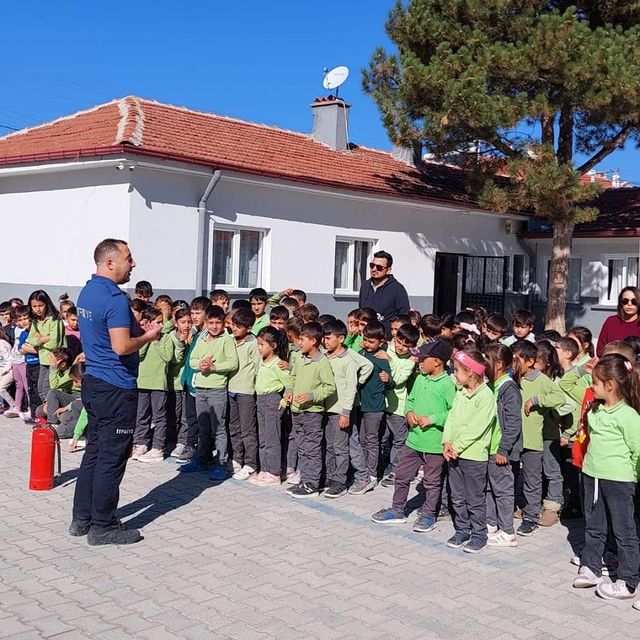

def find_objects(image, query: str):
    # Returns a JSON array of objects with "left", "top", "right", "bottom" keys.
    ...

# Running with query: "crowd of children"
[{"left": 2, "top": 282, "right": 640, "bottom": 607}]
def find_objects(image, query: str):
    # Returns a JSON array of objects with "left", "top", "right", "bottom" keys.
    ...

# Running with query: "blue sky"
[{"left": 1, "top": 1, "right": 638, "bottom": 184}]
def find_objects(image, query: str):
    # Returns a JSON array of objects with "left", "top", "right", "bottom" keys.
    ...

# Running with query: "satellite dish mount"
[{"left": 323, "top": 66, "right": 349, "bottom": 99}]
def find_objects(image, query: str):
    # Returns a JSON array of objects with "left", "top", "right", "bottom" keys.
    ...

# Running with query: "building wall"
[
  {"left": 0, "top": 167, "right": 131, "bottom": 302},
  {"left": 529, "top": 236, "right": 640, "bottom": 336}
]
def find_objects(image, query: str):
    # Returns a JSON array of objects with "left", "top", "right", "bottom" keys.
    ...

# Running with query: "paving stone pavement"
[{"left": 1, "top": 415, "right": 638, "bottom": 640}]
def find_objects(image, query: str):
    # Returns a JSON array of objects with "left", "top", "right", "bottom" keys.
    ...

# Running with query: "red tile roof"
[{"left": 0, "top": 96, "right": 476, "bottom": 209}]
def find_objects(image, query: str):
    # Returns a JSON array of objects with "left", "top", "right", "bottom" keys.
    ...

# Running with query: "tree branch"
[
  {"left": 541, "top": 114, "right": 555, "bottom": 148},
  {"left": 487, "top": 135, "right": 520, "bottom": 160},
  {"left": 557, "top": 105, "right": 574, "bottom": 165},
  {"left": 576, "top": 124, "right": 635, "bottom": 175}
]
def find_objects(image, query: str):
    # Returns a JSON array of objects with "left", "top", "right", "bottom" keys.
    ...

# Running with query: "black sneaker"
[
  {"left": 463, "top": 535, "right": 487, "bottom": 554},
  {"left": 446, "top": 531, "right": 471, "bottom": 549},
  {"left": 69, "top": 519, "right": 91, "bottom": 537},
  {"left": 517, "top": 519, "right": 539, "bottom": 537},
  {"left": 380, "top": 474, "right": 395, "bottom": 488},
  {"left": 289, "top": 482, "right": 319, "bottom": 499},
  {"left": 87, "top": 521, "right": 142, "bottom": 546},
  {"left": 323, "top": 484, "right": 347, "bottom": 499}
]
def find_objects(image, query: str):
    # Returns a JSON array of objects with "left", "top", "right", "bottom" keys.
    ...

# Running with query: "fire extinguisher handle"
[{"left": 52, "top": 427, "right": 62, "bottom": 479}]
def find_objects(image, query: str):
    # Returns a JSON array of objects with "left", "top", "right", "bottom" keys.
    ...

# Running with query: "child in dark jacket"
[
  {"left": 349, "top": 320, "right": 393, "bottom": 495},
  {"left": 485, "top": 343, "right": 522, "bottom": 547}
]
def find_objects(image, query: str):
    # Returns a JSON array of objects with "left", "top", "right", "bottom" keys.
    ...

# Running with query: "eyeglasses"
[
  {"left": 621, "top": 298, "right": 638, "bottom": 306},
  {"left": 369, "top": 263, "right": 387, "bottom": 271}
]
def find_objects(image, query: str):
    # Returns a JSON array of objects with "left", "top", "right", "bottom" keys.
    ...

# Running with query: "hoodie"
[{"left": 358, "top": 275, "right": 410, "bottom": 337}]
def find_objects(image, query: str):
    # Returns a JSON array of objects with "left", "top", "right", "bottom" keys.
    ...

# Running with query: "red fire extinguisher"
[{"left": 29, "top": 424, "right": 61, "bottom": 491}]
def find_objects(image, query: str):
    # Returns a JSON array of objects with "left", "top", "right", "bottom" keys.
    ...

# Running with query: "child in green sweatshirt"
[
  {"left": 443, "top": 349, "right": 496, "bottom": 554},
  {"left": 572, "top": 354, "right": 640, "bottom": 600},
  {"left": 228, "top": 308, "right": 261, "bottom": 481},
  {"left": 284, "top": 322, "right": 336, "bottom": 499},
  {"left": 41, "top": 347, "right": 75, "bottom": 424},
  {"left": 372, "top": 339, "right": 455, "bottom": 532},
  {"left": 133, "top": 307, "right": 188, "bottom": 463},
  {"left": 181, "top": 305, "right": 239, "bottom": 480},
  {"left": 512, "top": 340, "right": 567, "bottom": 536}
]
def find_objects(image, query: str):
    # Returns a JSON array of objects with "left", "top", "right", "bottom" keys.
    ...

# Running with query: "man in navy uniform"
[{"left": 69, "top": 238, "right": 161, "bottom": 545}]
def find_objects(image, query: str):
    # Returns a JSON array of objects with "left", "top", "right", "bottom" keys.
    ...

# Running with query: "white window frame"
[
  {"left": 209, "top": 224, "right": 267, "bottom": 291},
  {"left": 334, "top": 236, "right": 376, "bottom": 295},
  {"left": 543, "top": 256, "right": 582, "bottom": 303},
  {"left": 601, "top": 254, "right": 639, "bottom": 305}
]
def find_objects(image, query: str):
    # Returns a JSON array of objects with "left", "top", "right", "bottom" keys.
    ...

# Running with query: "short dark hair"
[
  {"left": 66, "top": 306, "right": 78, "bottom": 317},
  {"left": 69, "top": 362, "right": 85, "bottom": 382},
  {"left": 155, "top": 294, "right": 172, "bottom": 305},
  {"left": 323, "top": 319, "right": 347, "bottom": 338},
  {"left": 142, "top": 306, "right": 162, "bottom": 323},
  {"left": 16, "top": 305, "right": 30, "bottom": 317},
  {"left": 209, "top": 289, "right": 230, "bottom": 302},
  {"left": 420, "top": 314, "right": 443, "bottom": 338},
  {"left": 396, "top": 323, "right": 420, "bottom": 346},
  {"left": 190, "top": 296, "right": 211, "bottom": 311},
  {"left": 231, "top": 299, "right": 251, "bottom": 310},
  {"left": 270, "top": 305, "right": 289, "bottom": 321},
  {"left": 512, "top": 339, "right": 537, "bottom": 360},
  {"left": 392, "top": 314, "right": 412, "bottom": 326},
  {"left": 557, "top": 336, "right": 579, "bottom": 360},
  {"left": 317, "top": 314, "right": 336, "bottom": 327},
  {"left": 347, "top": 308, "right": 361, "bottom": 319},
  {"left": 131, "top": 298, "right": 147, "bottom": 313},
  {"left": 294, "top": 303, "right": 319, "bottom": 324},
  {"left": 249, "top": 288, "right": 268, "bottom": 303},
  {"left": 300, "top": 321, "right": 324, "bottom": 345},
  {"left": 512, "top": 309, "right": 535, "bottom": 327},
  {"left": 231, "top": 307, "right": 255, "bottom": 329},
  {"left": 280, "top": 297, "right": 299, "bottom": 312},
  {"left": 440, "top": 312, "right": 455, "bottom": 330},
  {"left": 486, "top": 313, "right": 509, "bottom": 336},
  {"left": 52, "top": 347, "right": 73, "bottom": 367},
  {"left": 536, "top": 329, "right": 562, "bottom": 343},
  {"left": 373, "top": 250, "right": 393, "bottom": 268},
  {"left": 174, "top": 308, "right": 191, "bottom": 322},
  {"left": 207, "top": 305, "right": 226, "bottom": 320},
  {"left": 286, "top": 316, "right": 303, "bottom": 337},
  {"left": 358, "top": 307, "right": 378, "bottom": 324},
  {"left": 94, "top": 238, "right": 128, "bottom": 266},
  {"left": 135, "top": 280, "right": 153, "bottom": 297},
  {"left": 290, "top": 289, "right": 307, "bottom": 304},
  {"left": 363, "top": 320, "right": 386, "bottom": 341}
]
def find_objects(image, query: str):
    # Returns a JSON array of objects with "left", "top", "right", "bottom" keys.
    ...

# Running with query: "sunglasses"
[
  {"left": 621, "top": 298, "right": 638, "bottom": 305},
  {"left": 369, "top": 262, "right": 387, "bottom": 271}
]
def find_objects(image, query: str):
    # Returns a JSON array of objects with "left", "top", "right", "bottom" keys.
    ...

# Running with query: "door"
[
  {"left": 461, "top": 255, "right": 507, "bottom": 314},
  {"left": 433, "top": 253, "right": 460, "bottom": 315}
]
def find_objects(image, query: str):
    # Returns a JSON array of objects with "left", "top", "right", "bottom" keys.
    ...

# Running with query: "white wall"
[{"left": 0, "top": 167, "right": 130, "bottom": 288}]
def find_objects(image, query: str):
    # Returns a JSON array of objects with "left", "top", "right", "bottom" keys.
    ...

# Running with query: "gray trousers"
[
  {"left": 46, "top": 388, "right": 80, "bottom": 424},
  {"left": 284, "top": 410, "right": 297, "bottom": 470},
  {"left": 359, "top": 411, "right": 383, "bottom": 479},
  {"left": 54, "top": 397, "right": 84, "bottom": 439},
  {"left": 195, "top": 388, "right": 228, "bottom": 465},
  {"left": 325, "top": 413, "right": 350, "bottom": 487},
  {"left": 521, "top": 449, "right": 543, "bottom": 522},
  {"left": 486, "top": 455, "right": 515, "bottom": 534},
  {"left": 392, "top": 447, "right": 444, "bottom": 517},
  {"left": 168, "top": 389, "right": 188, "bottom": 446},
  {"left": 228, "top": 393, "right": 258, "bottom": 469},
  {"left": 257, "top": 393, "right": 283, "bottom": 475},
  {"left": 448, "top": 458, "right": 488, "bottom": 540},
  {"left": 349, "top": 419, "right": 369, "bottom": 483},
  {"left": 385, "top": 413, "right": 408, "bottom": 474},
  {"left": 292, "top": 412, "right": 323, "bottom": 488},
  {"left": 37, "top": 364, "right": 50, "bottom": 402},
  {"left": 134, "top": 390, "right": 168, "bottom": 451},
  {"left": 543, "top": 439, "right": 564, "bottom": 508}
]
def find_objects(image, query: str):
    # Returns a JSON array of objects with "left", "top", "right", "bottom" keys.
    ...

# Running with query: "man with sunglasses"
[
  {"left": 358, "top": 251, "right": 410, "bottom": 338},
  {"left": 596, "top": 286, "right": 640, "bottom": 356}
]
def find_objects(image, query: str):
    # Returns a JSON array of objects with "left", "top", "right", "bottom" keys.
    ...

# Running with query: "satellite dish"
[{"left": 323, "top": 66, "right": 349, "bottom": 95}]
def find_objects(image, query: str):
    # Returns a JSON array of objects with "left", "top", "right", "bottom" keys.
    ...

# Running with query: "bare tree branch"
[{"left": 577, "top": 123, "right": 635, "bottom": 174}]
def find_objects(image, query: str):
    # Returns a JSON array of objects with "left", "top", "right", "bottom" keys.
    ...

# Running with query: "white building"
[{"left": 1, "top": 95, "right": 542, "bottom": 316}]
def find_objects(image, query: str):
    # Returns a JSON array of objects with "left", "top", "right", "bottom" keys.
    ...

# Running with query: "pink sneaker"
[
  {"left": 131, "top": 444, "right": 148, "bottom": 460},
  {"left": 247, "top": 471, "right": 265, "bottom": 485},
  {"left": 253, "top": 472, "right": 282, "bottom": 487}
]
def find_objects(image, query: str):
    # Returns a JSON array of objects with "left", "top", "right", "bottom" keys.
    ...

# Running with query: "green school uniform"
[
  {"left": 28, "top": 317, "right": 66, "bottom": 366},
  {"left": 138, "top": 332, "right": 183, "bottom": 391},
  {"left": 189, "top": 330, "right": 239, "bottom": 389},
  {"left": 228, "top": 334, "right": 261, "bottom": 395},
  {"left": 385, "top": 351, "right": 417, "bottom": 416},
  {"left": 255, "top": 356, "right": 291, "bottom": 395},
  {"left": 252, "top": 314, "right": 270, "bottom": 336},
  {"left": 49, "top": 366, "right": 73, "bottom": 393},
  {"left": 286, "top": 351, "right": 336, "bottom": 413}
]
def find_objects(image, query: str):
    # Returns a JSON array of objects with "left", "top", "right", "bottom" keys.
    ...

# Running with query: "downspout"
[{"left": 195, "top": 170, "right": 222, "bottom": 297}]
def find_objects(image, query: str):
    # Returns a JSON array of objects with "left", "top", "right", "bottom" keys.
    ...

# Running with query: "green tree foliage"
[{"left": 363, "top": 1, "right": 640, "bottom": 331}]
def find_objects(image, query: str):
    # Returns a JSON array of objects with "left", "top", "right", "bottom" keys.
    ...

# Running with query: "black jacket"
[
  {"left": 358, "top": 275, "right": 410, "bottom": 337},
  {"left": 496, "top": 378, "right": 523, "bottom": 461}
]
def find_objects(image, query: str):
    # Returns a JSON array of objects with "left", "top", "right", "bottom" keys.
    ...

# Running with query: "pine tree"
[{"left": 363, "top": 1, "right": 640, "bottom": 332}]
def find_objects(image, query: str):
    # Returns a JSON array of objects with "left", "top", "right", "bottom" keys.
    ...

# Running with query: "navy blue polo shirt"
[{"left": 77, "top": 275, "right": 139, "bottom": 389}]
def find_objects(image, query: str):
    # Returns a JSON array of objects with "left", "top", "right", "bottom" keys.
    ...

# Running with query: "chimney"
[
  {"left": 310, "top": 96, "right": 350, "bottom": 150},
  {"left": 392, "top": 141, "right": 423, "bottom": 168}
]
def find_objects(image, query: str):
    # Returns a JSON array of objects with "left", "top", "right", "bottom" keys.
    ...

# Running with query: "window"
[
  {"left": 464, "top": 256, "right": 505, "bottom": 294},
  {"left": 512, "top": 254, "right": 526, "bottom": 293},
  {"left": 546, "top": 257, "right": 581, "bottom": 303},
  {"left": 603, "top": 255, "right": 639, "bottom": 303},
  {"left": 211, "top": 227, "right": 264, "bottom": 289},
  {"left": 334, "top": 238, "right": 374, "bottom": 293}
]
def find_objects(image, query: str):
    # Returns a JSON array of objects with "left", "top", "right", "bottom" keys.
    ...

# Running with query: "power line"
[{"left": 0, "top": 123, "right": 19, "bottom": 131}]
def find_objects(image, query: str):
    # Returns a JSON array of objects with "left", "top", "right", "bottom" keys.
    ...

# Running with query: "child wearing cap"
[
  {"left": 443, "top": 348, "right": 497, "bottom": 554},
  {"left": 371, "top": 339, "right": 455, "bottom": 531}
]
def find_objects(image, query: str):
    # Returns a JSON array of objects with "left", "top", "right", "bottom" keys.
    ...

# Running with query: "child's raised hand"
[
  {"left": 379, "top": 370, "right": 390, "bottom": 383},
  {"left": 584, "top": 357, "right": 598, "bottom": 375}
]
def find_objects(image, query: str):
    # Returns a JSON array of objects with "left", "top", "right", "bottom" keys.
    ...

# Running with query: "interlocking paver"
[{"left": 3, "top": 414, "right": 640, "bottom": 639}]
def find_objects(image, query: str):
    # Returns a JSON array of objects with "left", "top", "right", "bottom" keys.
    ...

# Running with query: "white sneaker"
[
  {"left": 487, "top": 524, "right": 498, "bottom": 535},
  {"left": 487, "top": 530, "right": 517, "bottom": 547},
  {"left": 232, "top": 459, "right": 242, "bottom": 474},
  {"left": 170, "top": 443, "right": 185, "bottom": 458},
  {"left": 138, "top": 448, "right": 164, "bottom": 463},
  {"left": 18, "top": 411, "right": 32, "bottom": 421},
  {"left": 233, "top": 465, "right": 255, "bottom": 481},
  {"left": 287, "top": 470, "right": 301, "bottom": 485},
  {"left": 131, "top": 444, "right": 149, "bottom": 460},
  {"left": 570, "top": 554, "right": 581, "bottom": 567},
  {"left": 596, "top": 580, "right": 637, "bottom": 600},
  {"left": 4, "top": 406, "right": 19, "bottom": 418},
  {"left": 573, "top": 566, "right": 602, "bottom": 588}
]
